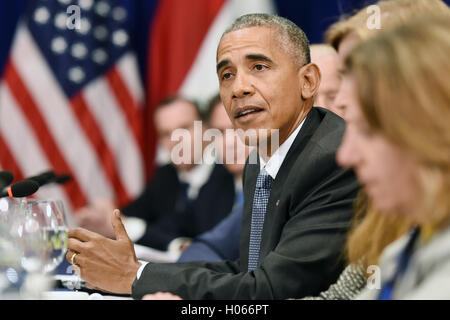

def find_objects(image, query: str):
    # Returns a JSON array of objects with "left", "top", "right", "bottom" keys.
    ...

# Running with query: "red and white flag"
[
  {"left": 0, "top": 0, "right": 275, "bottom": 219},
  {"left": 0, "top": 0, "right": 146, "bottom": 217}
]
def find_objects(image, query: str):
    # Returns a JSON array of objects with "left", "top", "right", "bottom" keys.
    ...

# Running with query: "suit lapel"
[
  {"left": 240, "top": 108, "right": 323, "bottom": 270},
  {"left": 259, "top": 108, "right": 322, "bottom": 258}
]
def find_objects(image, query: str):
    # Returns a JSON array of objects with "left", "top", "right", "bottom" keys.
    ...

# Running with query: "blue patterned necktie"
[{"left": 248, "top": 168, "right": 274, "bottom": 271}]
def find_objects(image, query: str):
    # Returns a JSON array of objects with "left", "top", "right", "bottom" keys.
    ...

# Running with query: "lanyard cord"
[{"left": 378, "top": 227, "right": 420, "bottom": 300}]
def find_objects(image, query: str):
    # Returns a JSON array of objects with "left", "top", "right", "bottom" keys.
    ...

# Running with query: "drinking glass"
[
  {"left": 0, "top": 198, "right": 24, "bottom": 298},
  {"left": 27, "top": 200, "right": 68, "bottom": 273}
]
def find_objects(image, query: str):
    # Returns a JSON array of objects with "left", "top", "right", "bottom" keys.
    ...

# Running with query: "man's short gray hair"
[{"left": 223, "top": 13, "right": 311, "bottom": 66}]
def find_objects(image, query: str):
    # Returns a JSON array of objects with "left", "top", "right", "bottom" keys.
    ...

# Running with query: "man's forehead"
[{"left": 217, "top": 26, "right": 278, "bottom": 60}]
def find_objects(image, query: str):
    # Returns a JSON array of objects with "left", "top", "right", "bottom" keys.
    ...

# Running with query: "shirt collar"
[
  {"left": 259, "top": 119, "right": 305, "bottom": 180},
  {"left": 178, "top": 149, "right": 216, "bottom": 199}
]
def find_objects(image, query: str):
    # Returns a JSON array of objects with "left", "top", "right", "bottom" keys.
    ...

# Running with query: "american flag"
[{"left": 0, "top": 0, "right": 146, "bottom": 217}]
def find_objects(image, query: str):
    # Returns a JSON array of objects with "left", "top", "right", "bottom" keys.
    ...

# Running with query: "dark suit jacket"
[
  {"left": 123, "top": 163, "right": 236, "bottom": 250},
  {"left": 132, "top": 107, "right": 360, "bottom": 299}
]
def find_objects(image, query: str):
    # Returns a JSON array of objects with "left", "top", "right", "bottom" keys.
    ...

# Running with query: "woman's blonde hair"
[
  {"left": 346, "top": 16, "right": 450, "bottom": 232},
  {"left": 326, "top": 0, "right": 450, "bottom": 50},
  {"left": 346, "top": 193, "right": 412, "bottom": 270},
  {"left": 334, "top": 0, "right": 449, "bottom": 272}
]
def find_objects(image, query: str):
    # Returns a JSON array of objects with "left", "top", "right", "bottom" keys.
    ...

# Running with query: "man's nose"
[{"left": 232, "top": 72, "right": 254, "bottom": 99}]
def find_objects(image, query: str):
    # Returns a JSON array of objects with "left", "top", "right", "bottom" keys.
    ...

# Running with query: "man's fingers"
[
  {"left": 68, "top": 227, "right": 98, "bottom": 242},
  {"left": 111, "top": 209, "right": 129, "bottom": 241},
  {"left": 68, "top": 237, "right": 86, "bottom": 253},
  {"left": 66, "top": 249, "right": 80, "bottom": 266}
]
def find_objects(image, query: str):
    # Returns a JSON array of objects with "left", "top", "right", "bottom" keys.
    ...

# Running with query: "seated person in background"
[
  {"left": 76, "top": 96, "right": 236, "bottom": 251},
  {"left": 298, "top": 0, "right": 450, "bottom": 300},
  {"left": 331, "top": 0, "right": 449, "bottom": 118},
  {"left": 310, "top": 44, "right": 342, "bottom": 117},
  {"left": 177, "top": 94, "right": 249, "bottom": 262},
  {"left": 339, "top": 16, "right": 450, "bottom": 299}
]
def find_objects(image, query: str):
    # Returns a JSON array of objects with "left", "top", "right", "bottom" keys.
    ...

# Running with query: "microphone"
[
  {"left": 53, "top": 174, "right": 72, "bottom": 185},
  {"left": 25, "top": 170, "right": 72, "bottom": 188},
  {"left": 27, "top": 170, "right": 56, "bottom": 187},
  {"left": 0, "top": 180, "right": 40, "bottom": 198},
  {"left": 0, "top": 170, "right": 14, "bottom": 189}
]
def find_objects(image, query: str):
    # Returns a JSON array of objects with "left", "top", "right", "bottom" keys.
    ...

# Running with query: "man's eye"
[
  {"left": 222, "top": 72, "right": 232, "bottom": 80},
  {"left": 254, "top": 64, "right": 267, "bottom": 71}
]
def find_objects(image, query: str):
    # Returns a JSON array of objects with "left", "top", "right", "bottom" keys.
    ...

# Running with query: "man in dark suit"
[
  {"left": 177, "top": 44, "right": 345, "bottom": 263},
  {"left": 75, "top": 96, "right": 236, "bottom": 251},
  {"left": 66, "top": 13, "right": 359, "bottom": 299}
]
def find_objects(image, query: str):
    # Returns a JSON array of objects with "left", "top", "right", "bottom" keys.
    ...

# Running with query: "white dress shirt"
[
  {"left": 137, "top": 119, "right": 306, "bottom": 281},
  {"left": 259, "top": 119, "right": 305, "bottom": 179}
]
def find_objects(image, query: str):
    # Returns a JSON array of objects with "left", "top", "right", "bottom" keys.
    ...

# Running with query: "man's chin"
[{"left": 238, "top": 131, "right": 278, "bottom": 148}]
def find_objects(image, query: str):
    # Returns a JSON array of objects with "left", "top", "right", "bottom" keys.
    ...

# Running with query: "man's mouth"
[{"left": 234, "top": 106, "right": 264, "bottom": 119}]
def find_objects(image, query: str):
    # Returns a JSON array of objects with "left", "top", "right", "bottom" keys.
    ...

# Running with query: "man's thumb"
[{"left": 111, "top": 209, "right": 128, "bottom": 241}]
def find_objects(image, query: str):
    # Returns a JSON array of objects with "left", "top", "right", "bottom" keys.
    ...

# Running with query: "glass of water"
[
  {"left": 19, "top": 199, "right": 68, "bottom": 274},
  {"left": 0, "top": 198, "right": 25, "bottom": 298},
  {"left": 37, "top": 200, "right": 68, "bottom": 274}
]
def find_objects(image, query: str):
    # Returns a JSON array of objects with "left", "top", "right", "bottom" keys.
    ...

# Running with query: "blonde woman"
[
  {"left": 328, "top": 0, "right": 450, "bottom": 114},
  {"left": 338, "top": 16, "right": 450, "bottom": 299},
  {"left": 299, "top": 0, "right": 450, "bottom": 300}
]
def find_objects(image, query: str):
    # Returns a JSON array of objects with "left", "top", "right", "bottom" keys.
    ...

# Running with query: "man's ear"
[{"left": 299, "top": 63, "right": 321, "bottom": 100}]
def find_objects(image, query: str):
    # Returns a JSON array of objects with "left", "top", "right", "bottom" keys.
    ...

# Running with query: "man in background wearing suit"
[
  {"left": 310, "top": 44, "right": 342, "bottom": 117},
  {"left": 75, "top": 96, "right": 236, "bottom": 251},
  {"left": 66, "top": 13, "right": 359, "bottom": 299},
  {"left": 176, "top": 94, "right": 249, "bottom": 262}
]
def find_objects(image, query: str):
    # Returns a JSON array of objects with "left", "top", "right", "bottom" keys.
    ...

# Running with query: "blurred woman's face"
[
  {"left": 333, "top": 32, "right": 361, "bottom": 116},
  {"left": 336, "top": 76, "right": 421, "bottom": 217}
]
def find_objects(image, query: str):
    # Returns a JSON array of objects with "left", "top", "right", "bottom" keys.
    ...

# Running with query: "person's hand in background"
[
  {"left": 179, "top": 240, "right": 192, "bottom": 252},
  {"left": 75, "top": 198, "right": 117, "bottom": 239}
]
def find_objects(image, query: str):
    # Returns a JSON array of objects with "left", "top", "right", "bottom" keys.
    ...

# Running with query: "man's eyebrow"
[
  {"left": 216, "top": 54, "right": 273, "bottom": 73},
  {"left": 246, "top": 54, "right": 273, "bottom": 63},
  {"left": 216, "top": 59, "right": 230, "bottom": 73}
]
